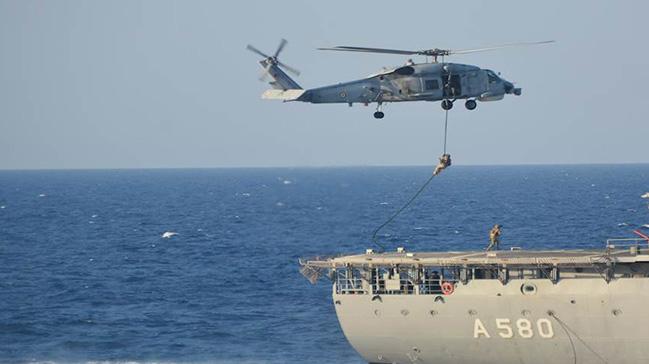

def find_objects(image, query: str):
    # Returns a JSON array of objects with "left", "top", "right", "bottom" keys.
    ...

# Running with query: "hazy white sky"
[{"left": 0, "top": 0, "right": 647, "bottom": 169}]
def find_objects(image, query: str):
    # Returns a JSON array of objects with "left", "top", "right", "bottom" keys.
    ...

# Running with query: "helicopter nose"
[{"left": 504, "top": 81, "right": 521, "bottom": 95}]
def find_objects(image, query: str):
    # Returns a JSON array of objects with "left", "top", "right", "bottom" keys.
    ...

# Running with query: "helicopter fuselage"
[
  {"left": 298, "top": 62, "right": 519, "bottom": 105},
  {"left": 250, "top": 39, "right": 548, "bottom": 117},
  {"left": 259, "top": 60, "right": 521, "bottom": 117}
]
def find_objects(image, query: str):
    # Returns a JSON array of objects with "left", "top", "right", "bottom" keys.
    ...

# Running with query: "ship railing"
[
  {"left": 368, "top": 266, "right": 458, "bottom": 295},
  {"left": 420, "top": 266, "right": 459, "bottom": 294},
  {"left": 419, "top": 279, "right": 444, "bottom": 295},
  {"left": 335, "top": 268, "right": 366, "bottom": 294},
  {"left": 605, "top": 238, "right": 649, "bottom": 251},
  {"left": 368, "top": 267, "right": 417, "bottom": 295},
  {"left": 299, "top": 254, "right": 355, "bottom": 284},
  {"left": 332, "top": 266, "right": 463, "bottom": 295},
  {"left": 370, "top": 278, "right": 416, "bottom": 295}
]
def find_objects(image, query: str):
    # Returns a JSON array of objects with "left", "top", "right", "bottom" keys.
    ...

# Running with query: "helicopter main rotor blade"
[
  {"left": 450, "top": 40, "right": 555, "bottom": 55},
  {"left": 318, "top": 46, "right": 419, "bottom": 55},
  {"left": 246, "top": 44, "right": 271, "bottom": 58},
  {"left": 274, "top": 38, "right": 288, "bottom": 58},
  {"left": 319, "top": 41, "right": 555, "bottom": 58}
]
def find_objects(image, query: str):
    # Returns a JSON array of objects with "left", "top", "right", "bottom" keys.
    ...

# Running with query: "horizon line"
[{"left": 0, "top": 161, "right": 647, "bottom": 172}]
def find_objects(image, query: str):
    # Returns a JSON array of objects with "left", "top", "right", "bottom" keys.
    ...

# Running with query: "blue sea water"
[{"left": 1, "top": 165, "right": 648, "bottom": 364}]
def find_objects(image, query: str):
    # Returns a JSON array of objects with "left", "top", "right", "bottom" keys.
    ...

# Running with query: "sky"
[{"left": 0, "top": 0, "right": 648, "bottom": 169}]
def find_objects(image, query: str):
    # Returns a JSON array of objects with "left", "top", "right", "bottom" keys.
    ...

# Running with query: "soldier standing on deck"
[{"left": 486, "top": 224, "right": 502, "bottom": 251}]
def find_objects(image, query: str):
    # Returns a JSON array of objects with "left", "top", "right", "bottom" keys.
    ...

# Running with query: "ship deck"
[{"left": 302, "top": 245, "right": 649, "bottom": 269}]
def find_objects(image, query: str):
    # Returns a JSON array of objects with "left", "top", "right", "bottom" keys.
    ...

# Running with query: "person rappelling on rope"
[
  {"left": 371, "top": 109, "right": 453, "bottom": 252},
  {"left": 486, "top": 224, "right": 502, "bottom": 251},
  {"left": 433, "top": 153, "right": 452, "bottom": 176}
]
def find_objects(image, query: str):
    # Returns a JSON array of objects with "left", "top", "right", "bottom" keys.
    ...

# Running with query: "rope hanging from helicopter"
[
  {"left": 442, "top": 96, "right": 449, "bottom": 155},
  {"left": 371, "top": 107, "right": 451, "bottom": 252},
  {"left": 441, "top": 55, "right": 449, "bottom": 155}
]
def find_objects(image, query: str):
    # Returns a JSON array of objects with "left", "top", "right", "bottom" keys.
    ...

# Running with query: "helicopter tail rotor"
[
  {"left": 246, "top": 39, "right": 301, "bottom": 77},
  {"left": 247, "top": 39, "right": 302, "bottom": 90}
]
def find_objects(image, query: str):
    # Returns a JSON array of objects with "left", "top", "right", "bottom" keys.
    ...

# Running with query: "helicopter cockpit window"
[
  {"left": 425, "top": 79, "right": 439, "bottom": 90},
  {"left": 486, "top": 70, "right": 499, "bottom": 83}
]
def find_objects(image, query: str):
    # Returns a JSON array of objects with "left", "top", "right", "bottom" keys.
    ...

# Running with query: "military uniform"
[
  {"left": 433, "top": 154, "right": 452, "bottom": 176},
  {"left": 486, "top": 224, "right": 502, "bottom": 251}
]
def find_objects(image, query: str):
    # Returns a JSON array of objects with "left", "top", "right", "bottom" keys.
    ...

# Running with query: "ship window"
[{"left": 425, "top": 79, "right": 439, "bottom": 90}]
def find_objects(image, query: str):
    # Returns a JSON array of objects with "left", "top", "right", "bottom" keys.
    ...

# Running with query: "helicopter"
[{"left": 247, "top": 39, "right": 554, "bottom": 119}]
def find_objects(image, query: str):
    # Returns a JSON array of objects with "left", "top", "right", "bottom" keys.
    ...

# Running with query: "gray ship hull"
[{"left": 334, "top": 278, "right": 649, "bottom": 364}]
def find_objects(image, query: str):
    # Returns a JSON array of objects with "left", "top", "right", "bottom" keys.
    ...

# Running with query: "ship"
[{"left": 300, "top": 237, "right": 649, "bottom": 364}]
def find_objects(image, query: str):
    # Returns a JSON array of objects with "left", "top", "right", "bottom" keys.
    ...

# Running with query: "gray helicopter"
[{"left": 247, "top": 39, "right": 554, "bottom": 118}]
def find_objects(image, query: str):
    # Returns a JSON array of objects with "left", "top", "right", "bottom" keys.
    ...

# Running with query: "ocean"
[{"left": 1, "top": 165, "right": 648, "bottom": 364}]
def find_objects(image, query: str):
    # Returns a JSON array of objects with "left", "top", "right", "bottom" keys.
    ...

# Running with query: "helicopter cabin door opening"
[{"left": 443, "top": 74, "right": 462, "bottom": 98}]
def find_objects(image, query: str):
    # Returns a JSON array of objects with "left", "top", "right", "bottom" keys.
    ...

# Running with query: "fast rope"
[
  {"left": 550, "top": 312, "right": 577, "bottom": 364},
  {"left": 549, "top": 311, "right": 609, "bottom": 364},
  {"left": 443, "top": 107, "right": 449, "bottom": 154},
  {"left": 371, "top": 109, "right": 450, "bottom": 252}
]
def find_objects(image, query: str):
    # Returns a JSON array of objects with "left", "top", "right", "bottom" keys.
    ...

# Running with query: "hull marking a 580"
[{"left": 473, "top": 318, "right": 555, "bottom": 339}]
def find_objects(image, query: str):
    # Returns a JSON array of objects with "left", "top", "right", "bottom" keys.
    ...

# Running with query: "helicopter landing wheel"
[
  {"left": 441, "top": 99, "right": 453, "bottom": 110},
  {"left": 465, "top": 99, "right": 477, "bottom": 110},
  {"left": 373, "top": 111, "right": 385, "bottom": 119}
]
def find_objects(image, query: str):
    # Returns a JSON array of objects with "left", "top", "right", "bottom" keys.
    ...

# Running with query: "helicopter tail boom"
[{"left": 260, "top": 60, "right": 302, "bottom": 90}]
